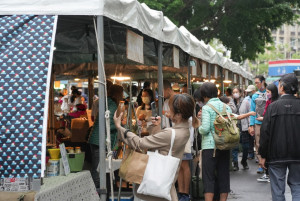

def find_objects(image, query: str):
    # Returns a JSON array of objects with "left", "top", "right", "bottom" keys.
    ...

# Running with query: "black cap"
[{"left": 279, "top": 73, "right": 298, "bottom": 94}]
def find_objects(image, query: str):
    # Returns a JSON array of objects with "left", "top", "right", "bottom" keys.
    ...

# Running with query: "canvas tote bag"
[
  {"left": 119, "top": 147, "right": 149, "bottom": 184},
  {"left": 137, "top": 129, "right": 180, "bottom": 200}
]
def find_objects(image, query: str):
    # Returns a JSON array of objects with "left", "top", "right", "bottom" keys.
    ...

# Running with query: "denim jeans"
[
  {"left": 90, "top": 144, "right": 100, "bottom": 188},
  {"left": 232, "top": 146, "right": 239, "bottom": 163},
  {"left": 269, "top": 163, "right": 300, "bottom": 201},
  {"left": 248, "top": 135, "right": 255, "bottom": 158},
  {"left": 240, "top": 131, "right": 250, "bottom": 163}
]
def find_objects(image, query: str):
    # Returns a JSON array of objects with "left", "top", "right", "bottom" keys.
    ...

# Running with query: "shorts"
[
  {"left": 202, "top": 149, "right": 230, "bottom": 193},
  {"left": 182, "top": 153, "right": 193, "bottom": 160}
]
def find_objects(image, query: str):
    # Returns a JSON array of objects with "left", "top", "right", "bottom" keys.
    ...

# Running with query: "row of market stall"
[{"left": 0, "top": 0, "right": 253, "bottom": 200}]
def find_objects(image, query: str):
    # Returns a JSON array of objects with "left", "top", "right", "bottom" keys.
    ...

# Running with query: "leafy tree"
[
  {"left": 249, "top": 44, "right": 284, "bottom": 75},
  {"left": 138, "top": 0, "right": 298, "bottom": 62},
  {"left": 292, "top": 52, "right": 300, "bottom": 58}
]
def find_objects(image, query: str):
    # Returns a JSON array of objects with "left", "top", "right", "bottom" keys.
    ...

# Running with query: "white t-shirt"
[{"left": 61, "top": 95, "right": 70, "bottom": 112}]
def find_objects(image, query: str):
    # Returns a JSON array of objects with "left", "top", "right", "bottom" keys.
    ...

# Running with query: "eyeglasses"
[{"left": 254, "top": 81, "right": 261, "bottom": 84}]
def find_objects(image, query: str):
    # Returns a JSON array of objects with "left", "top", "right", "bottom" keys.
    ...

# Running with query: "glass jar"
[
  {"left": 68, "top": 147, "right": 74, "bottom": 154},
  {"left": 75, "top": 147, "right": 81, "bottom": 154}
]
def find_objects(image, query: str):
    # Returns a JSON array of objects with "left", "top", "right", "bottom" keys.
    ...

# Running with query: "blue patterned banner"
[{"left": 0, "top": 15, "right": 56, "bottom": 178}]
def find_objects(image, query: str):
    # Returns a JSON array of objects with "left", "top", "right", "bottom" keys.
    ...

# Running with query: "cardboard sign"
[
  {"left": 59, "top": 143, "right": 70, "bottom": 175},
  {"left": 126, "top": 30, "right": 144, "bottom": 64},
  {"left": 0, "top": 178, "right": 29, "bottom": 192}
]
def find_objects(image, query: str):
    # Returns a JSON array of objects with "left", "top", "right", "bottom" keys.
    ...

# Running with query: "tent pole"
[
  {"left": 188, "top": 59, "right": 191, "bottom": 95},
  {"left": 208, "top": 63, "right": 211, "bottom": 81},
  {"left": 97, "top": 15, "right": 107, "bottom": 201},
  {"left": 88, "top": 76, "right": 94, "bottom": 109},
  {"left": 221, "top": 68, "right": 224, "bottom": 96},
  {"left": 157, "top": 41, "right": 163, "bottom": 128}
]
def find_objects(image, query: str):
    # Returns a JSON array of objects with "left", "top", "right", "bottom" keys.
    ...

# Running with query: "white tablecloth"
[{"left": 35, "top": 171, "right": 100, "bottom": 201}]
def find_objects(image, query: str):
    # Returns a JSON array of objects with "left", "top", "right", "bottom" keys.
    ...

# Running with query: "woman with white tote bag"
[{"left": 114, "top": 93, "right": 200, "bottom": 201}]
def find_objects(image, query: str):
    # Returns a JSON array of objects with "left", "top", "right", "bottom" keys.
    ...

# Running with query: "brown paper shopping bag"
[{"left": 119, "top": 148, "right": 149, "bottom": 184}]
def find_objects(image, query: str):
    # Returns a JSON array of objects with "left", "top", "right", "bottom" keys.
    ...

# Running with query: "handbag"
[
  {"left": 119, "top": 147, "right": 149, "bottom": 184},
  {"left": 137, "top": 129, "right": 180, "bottom": 200}
]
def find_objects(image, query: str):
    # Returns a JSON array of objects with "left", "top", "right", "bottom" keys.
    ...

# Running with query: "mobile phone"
[{"left": 151, "top": 101, "right": 157, "bottom": 117}]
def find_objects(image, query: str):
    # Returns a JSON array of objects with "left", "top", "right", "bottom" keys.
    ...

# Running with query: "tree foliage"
[
  {"left": 138, "top": 0, "right": 299, "bottom": 62},
  {"left": 249, "top": 44, "right": 284, "bottom": 75}
]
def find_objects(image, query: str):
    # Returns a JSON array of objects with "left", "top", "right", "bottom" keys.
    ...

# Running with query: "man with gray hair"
[{"left": 259, "top": 73, "right": 300, "bottom": 201}]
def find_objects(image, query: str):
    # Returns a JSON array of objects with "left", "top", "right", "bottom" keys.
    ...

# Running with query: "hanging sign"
[
  {"left": 202, "top": 62, "right": 207, "bottom": 78},
  {"left": 214, "top": 65, "right": 218, "bottom": 78},
  {"left": 190, "top": 60, "right": 197, "bottom": 76},
  {"left": 234, "top": 74, "right": 237, "bottom": 84},
  {"left": 173, "top": 46, "right": 180, "bottom": 68},
  {"left": 126, "top": 30, "right": 144, "bottom": 64},
  {"left": 225, "top": 70, "right": 229, "bottom": 80}
]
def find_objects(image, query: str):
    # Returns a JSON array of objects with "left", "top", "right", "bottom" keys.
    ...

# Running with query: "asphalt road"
[{"left": 228, "top": 155, "right": 292, "bottom": 201}]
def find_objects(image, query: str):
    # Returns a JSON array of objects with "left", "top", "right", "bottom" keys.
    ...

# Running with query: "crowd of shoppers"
[{"left": 88, "top": 73, "right": 299, "bottom": 201}]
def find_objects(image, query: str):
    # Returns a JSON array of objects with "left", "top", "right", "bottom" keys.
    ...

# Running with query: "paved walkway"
[{"left": 228, "top": 155, "right": 292, "bottom": 201}]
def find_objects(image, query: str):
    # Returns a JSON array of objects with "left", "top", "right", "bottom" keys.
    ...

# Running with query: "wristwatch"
[{"left": 124, "top": 129, "right": 130, "bottom": 138}]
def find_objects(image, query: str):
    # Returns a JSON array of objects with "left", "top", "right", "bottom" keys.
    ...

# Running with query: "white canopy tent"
[
  {"left": 0, "top": 1, "right": 253, "bottom": 200},
  {"left": 0, "top": 0, "right": 253, "bottom": 80}
]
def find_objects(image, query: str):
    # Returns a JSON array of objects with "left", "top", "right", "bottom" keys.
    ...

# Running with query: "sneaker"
[
  {"left": 241, "top": 160, "right": 249, "bottom": 170},
  {"left": 233, "top": 162, "right": 239, "bottom": 171},
  {"left": 257, "top": 167, "right": 264, "bottom": 174},
  {"left": 257, "top": 174, "right": 270, "bottom": 182}
]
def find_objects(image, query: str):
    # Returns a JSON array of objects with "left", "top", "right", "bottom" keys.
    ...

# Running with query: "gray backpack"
[{"left": 255, "top": 91, "right": 267, "bottom": 117}]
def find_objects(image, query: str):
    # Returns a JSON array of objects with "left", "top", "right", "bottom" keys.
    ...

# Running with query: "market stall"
[{"left": 0, "top": 1, "right": 253, "bottom": 201}]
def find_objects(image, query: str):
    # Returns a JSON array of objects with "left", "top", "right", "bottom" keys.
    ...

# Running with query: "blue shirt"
[{"left": 250, "top": 89, "right": 266, "bottom": 126}]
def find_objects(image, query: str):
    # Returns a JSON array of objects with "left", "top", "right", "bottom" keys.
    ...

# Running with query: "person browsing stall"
[
  {"left": 162, "top": 80, "right": 176, "bottom": 128},
  {"left": 89, "top": 84, "right": 123, "bottom": 189},
  {"left": 136, "top": 88, "right": 155, "bottom": 133},
  {"left": 199, "top": 82, "right": 232, "bottom": 201},
  {"left": 249, "top": 75, "right": 267, "bottom": 174},
  {"left": 114, "top": 93, "right": 200, "bottom": 201}
]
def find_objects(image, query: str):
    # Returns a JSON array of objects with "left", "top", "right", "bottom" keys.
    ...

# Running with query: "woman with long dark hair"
[
  {"left": 256, "top": 83, "right": 279, "bottom": 183},
  {"left": 114, "top": 93, "right": 200, "bottom": 201},
  {"left": 257, "top": 83, "right": 279, "bottom": 121},
  {"left": 136, "top": 88, "right": 155, "bottom": 134}
]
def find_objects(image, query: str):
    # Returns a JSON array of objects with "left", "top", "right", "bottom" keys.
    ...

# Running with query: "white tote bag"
[{"left": 137, "top": 129, "right": 180, "bottom": 200}]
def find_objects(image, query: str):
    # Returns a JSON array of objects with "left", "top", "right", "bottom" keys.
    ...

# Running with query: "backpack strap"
[
  {"left": 222, "top": 103, "right": 227, "bottom": 113},
  {"left": 206, "top": 103, "right": 228, "bottom": 123},
  {"left": 206, "top": 103, "right": 221, "bottom": 116}
]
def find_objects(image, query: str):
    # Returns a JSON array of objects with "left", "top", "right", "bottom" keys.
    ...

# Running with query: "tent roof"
[{"left": 0, "top": 0, "right": 253, "bottom": 80}]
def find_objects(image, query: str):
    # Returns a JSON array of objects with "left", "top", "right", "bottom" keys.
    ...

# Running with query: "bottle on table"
[{"left": 75, "top": 147, "right": 81, "bottom": 154}]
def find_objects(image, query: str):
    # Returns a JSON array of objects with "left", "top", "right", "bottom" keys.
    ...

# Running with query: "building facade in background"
[{"left": 271, "top": 11, "right": 300, "bottom": 59}]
